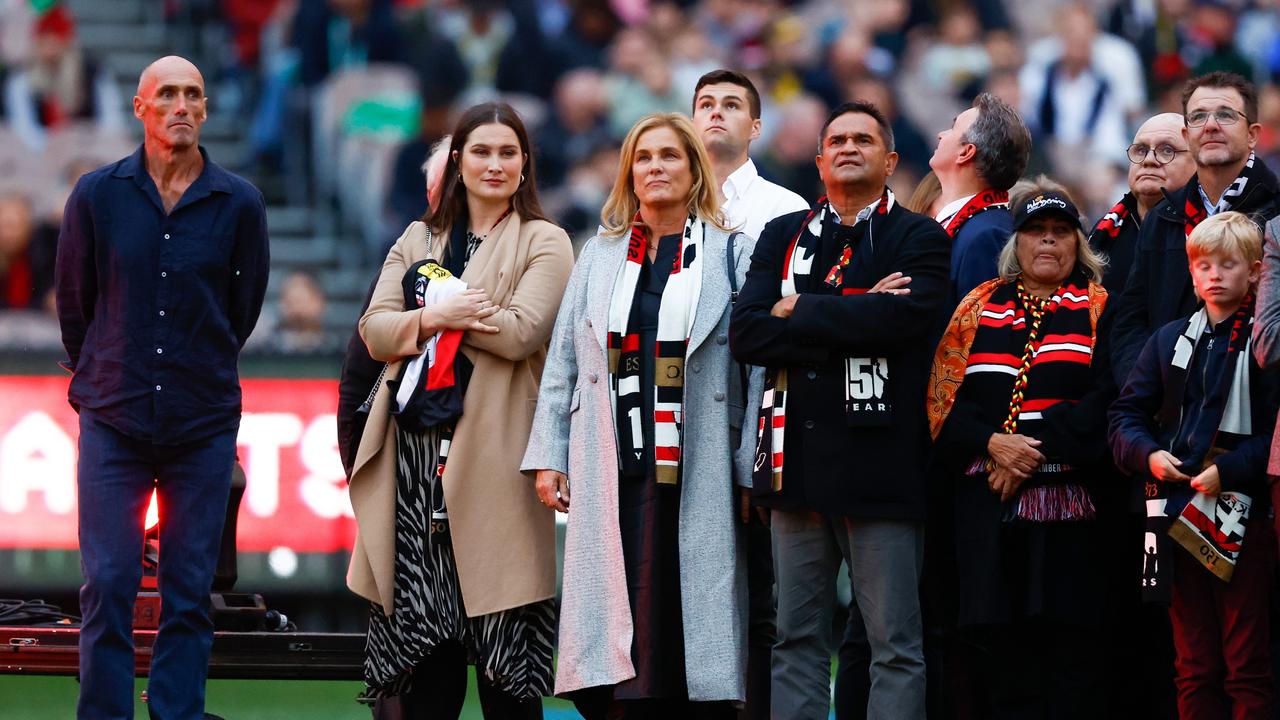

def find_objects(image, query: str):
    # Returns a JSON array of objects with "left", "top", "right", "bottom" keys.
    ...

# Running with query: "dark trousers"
[
  {"left": 76, "top": 411, "right": 236, "bottom": 720},
  {"left": 398, "top": 641, "right": 541, "bottom": 720},
  {"left": 961, "top": 619, "right": 1103, "bottom": 720},
  {"left": 741, "top": 513, "right": 775, "bottom": 720},
  {"left": 1171, "top": 522, "right": 1276, "bottom": 720}
]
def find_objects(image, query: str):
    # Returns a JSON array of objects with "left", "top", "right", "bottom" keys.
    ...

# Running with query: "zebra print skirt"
[{"left": 363, "top": 425, "right": 556, "bottom": 699}]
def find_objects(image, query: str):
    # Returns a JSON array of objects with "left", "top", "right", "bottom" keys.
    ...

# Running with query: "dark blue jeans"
[{"left": 77, "top": 411, "right": 235, "bottom": 720}]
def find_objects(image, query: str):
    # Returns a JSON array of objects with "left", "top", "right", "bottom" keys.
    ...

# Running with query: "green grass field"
[{"left": 0, "top": 674, "right": 583, "bottom": 719}]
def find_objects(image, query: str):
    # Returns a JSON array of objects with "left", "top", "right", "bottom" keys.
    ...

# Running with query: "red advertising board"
[{"left": 0, "top": 376, "right": 355, "bottom": 553}]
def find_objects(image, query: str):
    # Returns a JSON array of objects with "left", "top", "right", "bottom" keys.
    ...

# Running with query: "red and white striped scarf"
[{"left": 606, "top": 216, "right": 704, "bottom": 484}]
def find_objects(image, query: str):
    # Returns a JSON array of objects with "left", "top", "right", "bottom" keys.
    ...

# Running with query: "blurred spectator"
[
  {"left": 918, "top": 7, "right": 991, "bottom": 96},
  {"left": 848, "top": 75, "right": 932, "bottom": 180},
  {"left": 3, "top": 5, "right": 123, "bottom": 150},
  {"left": 384, "top": 43, "right": 466, "bottom": 234},
  {"left": 0, "top": 192, "right": 56, "bottom": 312},
  {"left": 756, "top": 93, "right": 827, "bottom": 202},
  {"left": 604, "top": 27, "right": 685, "bottom": 136},
  {"left": 544, "top": 140, "right": 620, "bottom": 244},
  {"left": 536, "top": 67, "right": 611, "bottom": 187},
  {"left": 546, "top": 0, "right": 620, "bottom": 72},
  {"left": 248, "top": 270, "right": 335, "bottom": 354},
  {"left": 293, "top": 0, "right": 403, "bottom": 88},
  {"left": 803, "top": 30, "right": 892, "bottom": 110},
  {"left": 1019, "top": 4, "right": 1133, "bottom": 168},
  {"left": 1181, "top": 0, "right": 1253, "bottom": 78},
  {"left": 436, "top": 0, "right": 552, "bottom": 100}
]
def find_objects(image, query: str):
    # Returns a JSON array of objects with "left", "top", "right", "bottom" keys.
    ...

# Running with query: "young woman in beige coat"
[{"left": 348, "top": 102, "right": 573, "bottom": 718}]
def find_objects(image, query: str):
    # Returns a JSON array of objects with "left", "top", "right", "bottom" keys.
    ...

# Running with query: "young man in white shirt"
[
  {"left": 692, "top": 69, "right": 809, "bottom": 241},
  {"left": 691, "top": 68, "right": 807, "bottom": 720}
]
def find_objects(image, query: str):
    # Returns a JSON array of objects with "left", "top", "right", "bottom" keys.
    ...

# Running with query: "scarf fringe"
[{"left": 1004, "top": 483, "right": 1096, "bottom": 523}]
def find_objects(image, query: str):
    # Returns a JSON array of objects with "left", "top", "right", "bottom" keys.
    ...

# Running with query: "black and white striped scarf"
[
  {"left": 754, "top": 189, "right": 893, "bottom": 492},
  {"left": 607, "top": 215, "right": 704, "bottom": 485}
]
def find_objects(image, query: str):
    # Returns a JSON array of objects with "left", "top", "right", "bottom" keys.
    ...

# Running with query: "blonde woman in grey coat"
[{"left": 522, "top": 113, "right": 762, "bottom": 718}]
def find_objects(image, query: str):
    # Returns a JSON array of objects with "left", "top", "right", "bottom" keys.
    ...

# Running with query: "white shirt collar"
[
  {"left": 935, "top": 193, "right": 975, "bottom": 225},
  {"left": 722, "top": 159, "right": 759, "bottom": 203}
]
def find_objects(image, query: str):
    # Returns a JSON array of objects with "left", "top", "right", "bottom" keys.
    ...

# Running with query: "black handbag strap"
[{"left": 726, "top": 232, "right": 748, "bottom": 401}]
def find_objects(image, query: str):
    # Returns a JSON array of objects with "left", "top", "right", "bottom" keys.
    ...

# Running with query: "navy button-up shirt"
[{"left": 55, "top": 145, "right": 270, "bottom": 444}]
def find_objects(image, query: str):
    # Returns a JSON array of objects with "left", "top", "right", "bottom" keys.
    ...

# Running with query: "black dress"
[{"left": 615, "top": 232, "right": 688, "bottom": 700}]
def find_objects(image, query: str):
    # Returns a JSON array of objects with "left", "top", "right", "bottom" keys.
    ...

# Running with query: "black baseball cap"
[{"left": 1011, "top": 191, "right": 1084, "bottom": 233}]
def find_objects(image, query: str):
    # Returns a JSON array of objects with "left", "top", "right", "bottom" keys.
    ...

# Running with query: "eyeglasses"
[
  {"left": 1126, "top": 143, "right": 1187, "bottom": 165},
  {"left": 1186, "top": 108, "right": 1244, "bottom": 127}
]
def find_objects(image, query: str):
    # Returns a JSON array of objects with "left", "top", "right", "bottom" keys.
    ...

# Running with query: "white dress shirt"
[
  {"left": 720, "top": 159, "right": 810, "bottom": 241},
  {"left": 934, "top": 194, "right": 976, "bottom": 229}
]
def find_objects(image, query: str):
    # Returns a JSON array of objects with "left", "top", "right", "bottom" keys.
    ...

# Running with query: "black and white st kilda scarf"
[
  {"left": 754, "top": 189, "right": 893, "bottom": 492},
  {"left": 607, "top": 215, "right": 704, "bottom": 485},
  {"left": 1183, "top": 152, "right": 1261, "bottom": 237},
  {"left": 388, "top": 259, "right": 471, "bottom": 478},
  {"left": 1142, "top": 299, "right": 1255, "bottom": 601}
]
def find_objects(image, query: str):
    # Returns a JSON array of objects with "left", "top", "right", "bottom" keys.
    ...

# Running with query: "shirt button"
[
  {"left": 163, "top": 233, "right": 170, "bottom": 240},
  {"left": 714, "top": 391, "right": 725, "bottom": 401},
  {"left": 155, "top": 385, "right": 162, "bottom": 391},
  {"left": 160, "top": 271, "right": 167, "bottom": 278},
  {"left": 804, "top": 420, "right": 815, "bottom": 430},
  {"left": 806, "top": 370, "right": 817, "bottom": 380},
  {"left": 158, "top": 310, "right": 165, "bottom": 317},
  {"left": 716, "top": 334, "right": 727, "bottom": 345},
  {"left": 156, "top": 348, "right": 163, "bottom": 354},
  {"left": 588, "top": 373, "right": 598, "bottom": 383},
  {"left": 691, "top": 364, "right": 701, "bottom": 374}
]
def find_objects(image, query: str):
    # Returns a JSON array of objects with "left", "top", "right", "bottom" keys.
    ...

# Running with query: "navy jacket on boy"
[{"left": 1109, "top": 313, "right": 1280, "bottom": 500}]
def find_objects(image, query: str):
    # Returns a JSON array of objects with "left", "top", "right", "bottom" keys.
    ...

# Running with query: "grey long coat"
[
  {"left": 521, "top": 223, "right": 763, "bottom": 701},
  {"left": 1251, "top": 216, "right": 1280, "bottom": 474}
]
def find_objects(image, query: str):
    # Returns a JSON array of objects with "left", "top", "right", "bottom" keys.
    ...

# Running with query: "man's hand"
[
  {"left": 1147, "top": 450, "right": 1192, "bottom": 483},
  {"left": 737, "top": 486, "right": 769, "bottom": 525},
  {"left": 1190, "top": 464, "right": 1221, "bottom": 495},
  {"left": 534, "top": 469, "right": 570, "bottom": 513},
  {"left": 987, "top": 433, "right": 1044, "bottom": 477},
  {"left": 869, "top": 271, "right": 912, "bottom": 295},
  {"left": 770, "top": 294, "right": 800, "bottom": 318}
]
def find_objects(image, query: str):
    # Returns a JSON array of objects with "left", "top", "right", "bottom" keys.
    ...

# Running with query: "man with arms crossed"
[
  {"left": 56, "top": 55, "right": 269, "bottom": 719},
  {"left": 730, "top": 101, "right": 949, "bottom": 720}
]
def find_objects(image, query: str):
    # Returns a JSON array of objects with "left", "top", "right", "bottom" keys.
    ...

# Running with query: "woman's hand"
[
  {"left": 1147, "top": 450, "right": 1192, "bottom": 483},
  {"left": 987, "top": 433, "right": 1044, "bottom": 477},
  {"left": 423, "top": 288, "right": 501, "bottom": 335},
  {"left": 988, "top": 464, "right": 1027, "bottom": 502},
  {"left": 535, "top": 469, "right": 570, "bottom": 513},
  {"left": 1190, "top": 464, "right": 1221, "bottom": 495}
]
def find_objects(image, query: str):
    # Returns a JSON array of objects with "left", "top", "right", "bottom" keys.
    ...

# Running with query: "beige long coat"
[{"left": 347, "top": 215, "right": 573, "bottom": 617}]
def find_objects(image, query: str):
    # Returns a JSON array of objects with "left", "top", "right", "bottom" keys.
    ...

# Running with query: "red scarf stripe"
[
  {"left": 943, "top": 188, "right": 1010, "bottom": 237},
  {"left": 967, "top": 352, "right": 1023, "bottom": 367},
  {"left": 1040, "top": 333, "right": 1093, "bottom": 345},
  {"left": 1021, "top": 397, "right": 1075, "bottom": 412}
]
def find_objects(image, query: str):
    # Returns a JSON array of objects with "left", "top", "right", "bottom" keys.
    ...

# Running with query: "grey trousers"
[{"left": 770, "top": 510, "right": 926, "bottom": 720}]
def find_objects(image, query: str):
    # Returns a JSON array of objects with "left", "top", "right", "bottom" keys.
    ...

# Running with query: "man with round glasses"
[
  {"left": 1088, "top": 113, "right": 1194, "bottom": 295},
  {"left": 1110, "top": 71, "right": 1279, "bottom": 385}
]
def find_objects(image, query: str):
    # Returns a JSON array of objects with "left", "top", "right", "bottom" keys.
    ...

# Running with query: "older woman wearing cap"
[{"left": 925, "top": 176, "right": 1114, "bottom": 718}]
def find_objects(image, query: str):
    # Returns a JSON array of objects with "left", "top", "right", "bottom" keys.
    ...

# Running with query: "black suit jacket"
[{"left": 729, "top": 200, "right": 951, "bottom": 520}]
